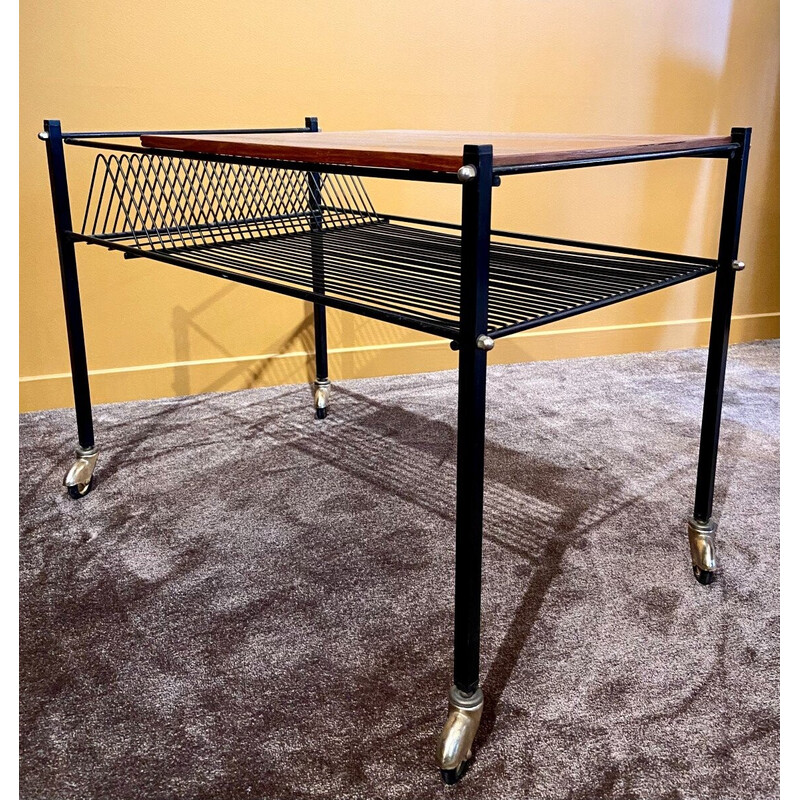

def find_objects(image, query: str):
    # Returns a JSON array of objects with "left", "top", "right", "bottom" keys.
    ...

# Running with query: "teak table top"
[{"left": 140, "top": 130, "right": 733, "bottom": 173}]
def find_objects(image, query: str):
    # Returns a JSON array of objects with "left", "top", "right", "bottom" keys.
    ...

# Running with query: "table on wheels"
[{"left": 40, "top": 122, "right": 751, "bottom": 785}]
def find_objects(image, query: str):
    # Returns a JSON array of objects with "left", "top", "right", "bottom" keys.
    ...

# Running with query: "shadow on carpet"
[{"left": 19, "top": 342, "right": 780, "bottom": 800}]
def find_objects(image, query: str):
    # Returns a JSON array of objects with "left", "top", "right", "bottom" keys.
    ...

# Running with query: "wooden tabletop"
[{"left": 140, "top": 130, "right": 733, "bottom": 173}]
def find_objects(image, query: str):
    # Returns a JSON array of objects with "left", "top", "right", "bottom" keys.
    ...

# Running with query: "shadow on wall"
[
  {"left": 172, "top": 288, "right": 318, "bottom": 398},
  {"left": 642, "top": 0, "right": 777, "bottom": 343},
  {"left": 172, "top": 287, "right": 436, "bottom": 400},
  {"left": 749, "top": 85, "right": 779, "bottom": 313},
  {"left": 168, "top": 0, "right": 773, "bottom": 397},
  {"left": 638, "top": 30, "right": 727, "bottom": 338}
]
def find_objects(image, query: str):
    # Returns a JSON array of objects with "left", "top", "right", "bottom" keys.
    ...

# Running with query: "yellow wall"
[{"left": 20, "top": 0, "right": 779, "bottom": 412}]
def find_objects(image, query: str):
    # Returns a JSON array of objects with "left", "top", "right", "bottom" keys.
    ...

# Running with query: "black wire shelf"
[
  {"left": 74, "top": 150, "right": 716, "bottom": 340},
  {"left": 78, "top": 219, "right": 715, "bottom": 340}
]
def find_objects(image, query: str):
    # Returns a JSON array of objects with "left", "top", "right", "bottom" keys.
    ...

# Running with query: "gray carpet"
[{"left": 19, "top": 341, "right": 779, "bottom": 800}]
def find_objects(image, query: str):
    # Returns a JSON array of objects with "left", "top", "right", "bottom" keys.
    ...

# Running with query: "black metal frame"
[
  {"left": 693, "top": 127, "right": 751, "bottom": 524},
  {"left": 43, "top": 120, "right": 95, "bottom": 450},
  {"left": 40, "top": 118, "right": 751, "bottom": 764},
  {"left": 304, "top": 116, "right": 328, "bottom": 391}
]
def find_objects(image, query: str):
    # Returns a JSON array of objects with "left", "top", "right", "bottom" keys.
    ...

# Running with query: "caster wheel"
[
  {"left": 436, "top": 686, "right": 483, "bottom": 786},
  {"left": 67, "top": 476, "right": 94, "bottom": 500},
  {"left": 693, "top": 565, "right": 716, "bottom": 585},
  {"left": 440, "top": 762, "right": 467, "bottom": 785},
  {"left": 313, "top": 382, "right": 330, "bottom": 420}
]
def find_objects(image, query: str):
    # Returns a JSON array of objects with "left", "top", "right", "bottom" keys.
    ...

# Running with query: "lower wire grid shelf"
[
  {"left": 73, "top": 151, "right": 715, "bottom": 339},
  {"left": 81, "top": 219, "right": 716, "bottom": 339}
]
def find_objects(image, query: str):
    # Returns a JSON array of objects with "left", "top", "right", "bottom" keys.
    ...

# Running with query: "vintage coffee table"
[{"left": 41, "top": 121, "right": 750, "bottom": 784}]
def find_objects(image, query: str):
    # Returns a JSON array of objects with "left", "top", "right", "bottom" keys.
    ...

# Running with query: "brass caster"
[
  {"left": 436, "top": 685, "right": 484, "bottom": 785},
  {"left": 64, "top": 445, "right": 99, "bottom": 500},
  {"left": 688, "top": 517, "right": 718, "bottom": 585},
  {"left": 313, "top": 379, "right": 331, "bottom": 420}
]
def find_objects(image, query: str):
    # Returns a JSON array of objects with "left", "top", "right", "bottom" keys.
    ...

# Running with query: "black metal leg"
[
  {"left": 312, "top": 300, "right": 330, "bottom": 419},
  {"left": 453, "top": 338, "right": 489, "bottom": 692},
  {"left": 42, "top": 119, "right": 99, "bottom": 498},
  {"left": 313, "top": 303, "right": 329, "bottom": 384},
  {"left": 436, "top": 144, "right": 494, "bottom": 785},
  {"left": 452, "top": 145, "right": 493, "bottom": 691},
  {"left": 305, "top": 116, "right": 331, "bottom": 419},
  {"left": 57, "top": 238, "right": 95, "bottom": 450},
  {"left": 689, "top": 127, "right": 751, "bottom": 582}
]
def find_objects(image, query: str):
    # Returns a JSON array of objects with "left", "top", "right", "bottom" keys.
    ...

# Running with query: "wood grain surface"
[{"left": 140, "top": 130, "right": 733, "bottom": 172}]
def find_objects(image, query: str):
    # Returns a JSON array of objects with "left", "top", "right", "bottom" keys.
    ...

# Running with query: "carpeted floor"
[{"left": 19, "top": 341, "right": 779, "bottom": 800}]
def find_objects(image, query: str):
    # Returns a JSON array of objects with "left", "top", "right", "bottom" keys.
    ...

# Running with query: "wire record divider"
[
  {"left": 41, "top": 120, "right": 751, "bottom": 786},
  {"left": 76, "top": 148, "right": 716, "bottom": 340}
]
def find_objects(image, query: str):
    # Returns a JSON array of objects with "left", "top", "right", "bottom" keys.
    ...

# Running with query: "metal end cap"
[
  {"left": 688, "top": 517, "right": 717, "bottom": 535},
  {"left": 449, "top": 685, "right": 484, "bottom": 711},
  {"left": 457, "top": 164, "right": 477, "bottom": 183},
  {"left": 476, "top": 334, "right": 494, "bottom": 351},
  {"left": 732, "top": 259, "right": 746, "bottom": 271},
  {"left": 38, "top": 131, "right": 49, "bottom": 141}
]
